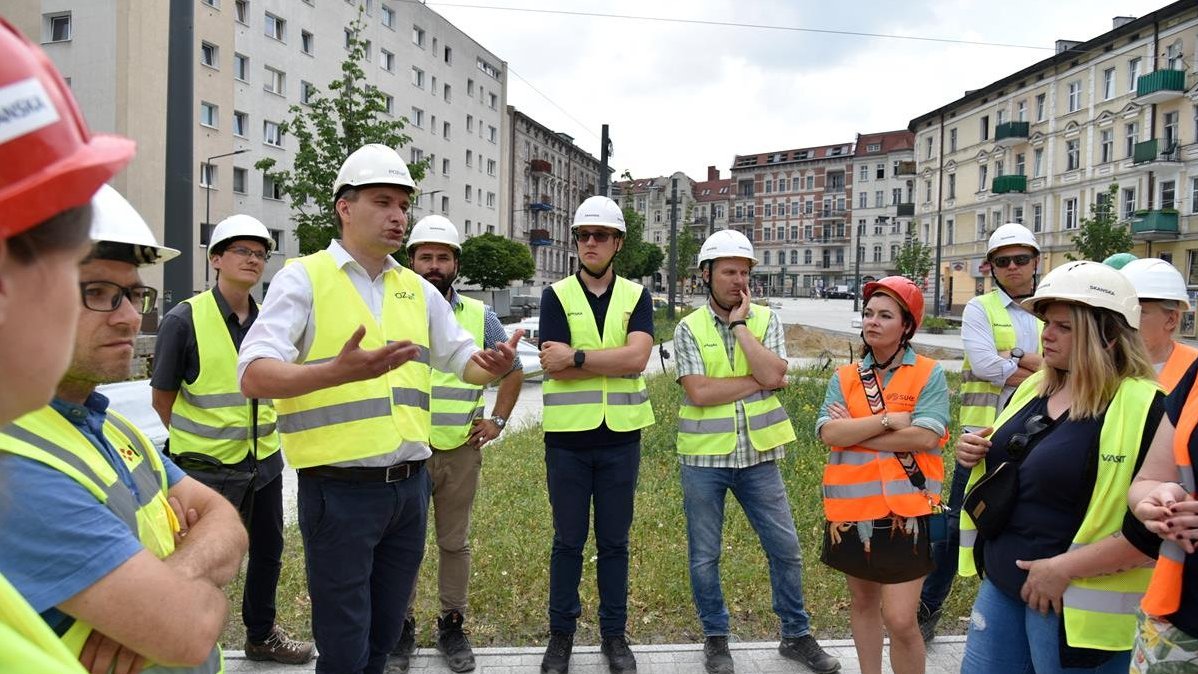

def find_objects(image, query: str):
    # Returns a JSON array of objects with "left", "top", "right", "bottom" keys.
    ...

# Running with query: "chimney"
[
  {"left": 1055, "top": 39, "right": 1082, "bottom": 55},
  {"left": 1113, "top": 16, "right": 1136, "bottom": 30},
  {"left": 707, "top": 165, "right": 719, "bottom": 181}
]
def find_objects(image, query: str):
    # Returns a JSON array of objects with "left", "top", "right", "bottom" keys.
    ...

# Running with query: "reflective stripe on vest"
[
  {"left": 676, "top": 307, "right": 795, "bottom": 455},
  {"left": 960, "top": 292, "right": 1042, "bottom": 428},
  {"left": 0, "top": 571, "right": 87, "bottom": 673},
  {"left": 1159, "top": 341, "right": 1198, "bottom": 394},
  {"left": 959, "top": 370, "right": 1159, "bottom": 651},
  {"left": 1143, "top": 365, "right": 1198, "bottom": 617},
  {"left": 0, "top": 407, "right": 223, "bottom": 672},
  {"left": 274, "top": 252, "right": 431, "bottom": 468},
  {"left": 822, "top": 354, "right": 948, "bottom": 521},
  {"left": 542, "top": 275, "right": 655, "bottom": 432},
  {"left": 430, "top": 295, "right": 485, "bottom": 450},
  {"left": 169, "top": 291, "right": 280, "bottom": 464}
]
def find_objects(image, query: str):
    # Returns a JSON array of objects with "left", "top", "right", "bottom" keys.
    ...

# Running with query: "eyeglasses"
[
  {"left": 1006, "top": 413, "right": 1051, "bottom": 459},
  {"left": 574, "top": 230, "right": 614, "bottom": 244},
  {"left": 991, "top": 254, "right": 1034, "bottom": 269},
  {"left": 226, "top": 246, "right": 268, "bottom": 261},
  {"left": 79, "top": 281, "right": 158, "bottom": 315}
]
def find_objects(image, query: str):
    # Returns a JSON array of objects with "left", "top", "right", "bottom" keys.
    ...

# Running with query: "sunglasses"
[
  {"left": 991, "top": 254, "right": 1035, "bottom": 268},
  {"left": 574, "top": 230, "right": 615, "bottom": 243},
  {"left": 79, "top": 281, "right": 159, "bottom": 315},
  {"left": 1006, "top": 413, "right": 1051, "bottom": 459}
]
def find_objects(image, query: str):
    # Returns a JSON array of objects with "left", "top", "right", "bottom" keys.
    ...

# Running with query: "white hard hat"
[
  {"left": 698, "top": 229, "right": 756, "bottom": 266},
  {"left": 407, "top": 214, "right": 461, "bottom": 253},
  {"left": 987, "top": 222, "right": 1040, "bottom": 257},
  {"left": 1120, "top": 258, "right": 1192, "bottom": 310},
  {"left": 210, "top": 213, "right": 273, "bottom": 253},
  {"left": 89, "top": 185, "right": 180, "bottom": 266},
  {"left": 333, "top": 143, "right": 415, "bottom": 198},
  {"left": 571, "top": 195, "right": 626, "bottom": 234},
  {"left": 1021, "top": 260, "right": 1141, "bottom": 329}
]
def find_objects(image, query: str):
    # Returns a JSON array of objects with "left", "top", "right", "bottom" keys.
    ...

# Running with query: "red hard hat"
[
  {"left": 863, "top": 276, "right": 925, "bottom": 331},
  {"left": 0, "top": 19, "right": 134, "bottom": 239}
]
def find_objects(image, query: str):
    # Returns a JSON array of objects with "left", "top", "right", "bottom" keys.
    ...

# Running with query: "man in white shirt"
[{"left": 238, "top": 144, "right": 518, "bottom": 674}]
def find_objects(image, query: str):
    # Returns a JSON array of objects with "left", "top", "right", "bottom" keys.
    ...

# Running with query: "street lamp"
[{"left": 203, "top": 148, "right": 250, "bottom": 288}]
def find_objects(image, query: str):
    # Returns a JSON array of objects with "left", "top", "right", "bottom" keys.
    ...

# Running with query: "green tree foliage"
[
  {"left": 459, "top": 233, "right": 535, "bottom": 289},
  {"left": 255, "top": 12, "right": 426, "bottom": 255},
  {"left": 668, "top": 226, "right": 701, "bottom": 287},
  {"left": 894, "top": 238, "right": 935, "bottom": 288},
  {"left": 612, "top": 205, "right": 664, "bottom": 280},
  {"left": 1067, "top": 184, "right": 1133, "bottom": 262}
]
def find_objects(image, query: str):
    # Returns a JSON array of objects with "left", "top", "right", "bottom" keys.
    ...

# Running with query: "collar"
[
  {"left": 211, "top": 284, "right": 258, "bottom": 324},
  {"left": 863, "top": 345, "right": 917, "bottom": 368},
  {"left": 328, "top": 239, "right": 401, "bottom": 275},
  {"left": 447, "top": 288, "right": 462, "bottom": 311},
  {"left": 50, "top": 391, "right": 110, "bottom": 424},
  {"left": 574, "top": 270, "right": 616, "bottom": 297}
]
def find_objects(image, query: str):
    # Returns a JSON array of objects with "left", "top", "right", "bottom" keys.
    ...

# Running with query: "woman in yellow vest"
[
  {"left": 0, "top": 17, "right": 135, "bottom": 674},
  {"left": 956, "top": 261, "right": 1163, "bottom": 673},
  {"left": 817, "top": 276, "right": 950, "bottom": 674}
]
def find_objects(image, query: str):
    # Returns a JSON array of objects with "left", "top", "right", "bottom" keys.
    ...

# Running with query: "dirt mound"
[{"left": 784, "top": 324, "right": 960, "bottom": 361}]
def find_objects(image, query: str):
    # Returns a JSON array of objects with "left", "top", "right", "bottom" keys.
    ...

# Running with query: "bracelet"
[
  {"left": 880, "top": 414, "right": 891, "bottom": 430},
  {"left": 728, "top": 320, "right": 747, "bottom": 330}
]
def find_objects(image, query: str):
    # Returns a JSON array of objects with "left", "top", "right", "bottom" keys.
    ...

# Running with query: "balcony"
[
  {"left": 895, "top": 160, "right": 917, "bottom": 176},
  {"left": 994, "top": 121, "right": 1030, "bottom": 148},
  {"left": 529, "top": 228, "right": 552, "bottom": 246},
  {"left": 1135, "top": 69, "right": 1186, "bottom": 105},
  {"left": 896, "top": 202, "right": 915, "bottom": 217},
  {"left": 529, "top": 159, "right": 551, "bottom": 176},
  {"left": 1131, "top": 210, "right": 1180, "bottom": 241},
  {"left": 1133, "top": 138, "right": 1181, "bottom": 165},
  {"left": 991, "top": 174, "right": 1027, "bottom": 194},
  {"left": 529, "top": 194, "right": 553, "bottom": 212},
  {"left": 817, "top": 209, "right": 847, "bottom": 220}
]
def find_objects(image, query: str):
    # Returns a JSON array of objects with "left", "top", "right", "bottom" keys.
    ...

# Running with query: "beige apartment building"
[{"left": 911, "top": 0, "right": 1198, "bottom": 313}]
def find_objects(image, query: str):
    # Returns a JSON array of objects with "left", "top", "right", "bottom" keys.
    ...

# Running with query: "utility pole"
[
  {"left": 598, "top": 124, "right": 612, "bottom": 196},
  {"left": 668, "top": 176, "right": 679, "bottom": 320},
  {"left": 852, "top": 222, "right": 862, "bottom": 312},
  {"left": 163, "top": 0, "right": 194, "bottom": 314}
]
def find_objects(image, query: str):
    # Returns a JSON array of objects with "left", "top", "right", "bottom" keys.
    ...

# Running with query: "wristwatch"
[
  {"left": 491, "top": 415, "right": 507, "bottom": 430},
  {"left": 573, "top": 350, "right": 586, "bottom": 368},
  {"left": 1010, "top": 347, "right": 1025, "bottom": 360}
]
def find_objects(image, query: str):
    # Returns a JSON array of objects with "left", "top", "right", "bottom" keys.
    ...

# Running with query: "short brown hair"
[{"left": 7, "top": 203, "right": 93, "bottom": 264}]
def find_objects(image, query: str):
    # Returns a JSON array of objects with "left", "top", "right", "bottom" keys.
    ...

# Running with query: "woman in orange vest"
[
  {"left": 817, "top": 276, "right": 950, "bottom": 674},
  {"left": 1129, "top": 357, "right": 1198, "bottom": 671},
  {"left": 1118, "top": 258, "right": 1198, "bottom": 393}
]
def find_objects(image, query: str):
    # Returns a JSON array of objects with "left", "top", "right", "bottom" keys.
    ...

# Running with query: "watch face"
[{"left": 1011, "top": 348, "right": 1024, "bottom": 359}]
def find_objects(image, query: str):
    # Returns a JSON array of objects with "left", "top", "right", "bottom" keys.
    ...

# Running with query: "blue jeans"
[
  {"left": 545, "top": 441, "right": 640, "bottom": 636},
  {"left": 680, "top": 461, "right": 812, "bottom": 638},
  {"left": 297, "top": 469, "right": 430, "bottom": 674},
  {"left": 921, "top": 461, "right": 969, "bottom": 613},
  {"left": 962, "top": 579, "right": 1131, "bottom": 674}
]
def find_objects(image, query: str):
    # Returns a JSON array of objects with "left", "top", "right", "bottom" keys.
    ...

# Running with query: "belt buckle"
[{"left": 385, "top": 463, "right": 410, "bottom": 482}]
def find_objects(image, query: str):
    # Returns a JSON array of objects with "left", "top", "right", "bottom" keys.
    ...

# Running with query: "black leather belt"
[{"left": 298, "top": 460, "right": 425, "bottom": 483}]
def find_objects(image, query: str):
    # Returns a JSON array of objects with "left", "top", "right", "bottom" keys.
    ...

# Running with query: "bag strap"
[{"left": 856, "top": 364, "right": 929, "bottom": 492}]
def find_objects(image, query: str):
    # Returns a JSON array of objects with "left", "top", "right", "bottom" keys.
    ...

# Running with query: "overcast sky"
[{"left": 428, "top": 0, "right": 1171, "bottom": 182}]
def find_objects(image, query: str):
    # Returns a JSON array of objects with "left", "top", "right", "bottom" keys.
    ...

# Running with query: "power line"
[{"left": 506, "top": 66, "right": 601, "bottom": 142}]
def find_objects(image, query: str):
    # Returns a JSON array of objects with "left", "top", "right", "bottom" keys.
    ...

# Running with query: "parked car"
[
  {"left": 97, "top": 379, "right": 167, "bottom": 449},
  {"left": 826, "top": 285, "right": 855, "bottom": 299}
]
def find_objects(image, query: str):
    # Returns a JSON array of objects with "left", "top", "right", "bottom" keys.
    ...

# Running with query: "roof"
[
  {"left": 854, "top": 130, "right": 915, "bottom": 156},
  {"left": 730, "top": 142, "right": 855, "bottom": 171},
  {"left": 692, "top": 178, "right": 734, "bottom": 202}
]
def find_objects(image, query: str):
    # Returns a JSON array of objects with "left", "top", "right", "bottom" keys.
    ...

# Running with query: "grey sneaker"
[
  {"left": 703, "top": 636, "right": 734, "bottom": 674},
  {"left": 600, "top": 634, "right": 637, "bottom": 673},
  {"left": 437, "top": 610, "right": 476, "bottom": 672},
  {"left": 541, "top": 631, "right": 573, "bottom": 674},
  {"left": 388, "top": 616, "right": 416, "bottom": 671},
  {"left": 778, "top": 635, "right": 840, "bottom": 673}
]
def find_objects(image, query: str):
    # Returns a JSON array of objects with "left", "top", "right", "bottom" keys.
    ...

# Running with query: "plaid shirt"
[{"left": 673, "top": 305, "right": 788, "bottom": 469}]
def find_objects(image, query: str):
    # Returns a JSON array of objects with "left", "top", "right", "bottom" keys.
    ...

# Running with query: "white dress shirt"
[
  {"left": 960, "top": 288, "right": 1041, "bottom": 412},
  {"left": 237, "top": 240, "right": 478, "bottom": 466}
]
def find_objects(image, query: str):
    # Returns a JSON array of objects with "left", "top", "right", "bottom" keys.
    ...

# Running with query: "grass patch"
[{"left": 222, "top": 366, "right": 976, "bottom": 647}]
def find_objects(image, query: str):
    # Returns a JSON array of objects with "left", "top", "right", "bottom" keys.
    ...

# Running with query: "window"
[
  {"left": 300, "top": 81, "right": 315, "bottom": 104},
  {"left": 45, "top": 12, "right": 72, "bottom": 42},
  {"left": 1192, "top": 179, "right": 1198, "bottom": 214},
  {"left": 199, "top": 101, "right": 218, "bottom": 127},
  {"left": 235, "top": 0, "right": 248, "bottom": 23},
  {"left": 477, "top": 57, "right": 501, "bottom": 79},
  {"left": 874, "top": 190, "right": 883, "bottom": 208},
  {"left": 232, "top": 110, "right": 247, "bottom": 137},
  {"left": 1123, "top": 187, "right": 1137, "bottom": 220},
  {"left": 200, "top": 41, "right": 218, "bottom": 68},
  {"left": 1128, "top": 57, "right": 1142, "bottom": 92},
  {"left": 924, "top": 180, "right": 932, "bottom": 202},
  {"left": 466, "top": 115, "right": 473, "bottom": 133},
  {"left": 925, "top": 137, "right": 933, "bottom": 159},
  {"left": 444, "top": 46, "right": 452, "bottom": 64},
  {"left": 412, "top": 25, "right": 425, "bottom": 47},
  {"left": 1033, "top": 148, "right": 1044, "bottom": 177},
  {"left": 467, "top": 79, "right": 475, "bottom": 97},
  {"left": 442, "top": 121, "right": 450, "bottom": 139},
  {"left": 996, "top": 109, "right": 1007, "bottom": 125},
  {"left": 858, "top": 192, "right": 868, "bottom": 208},
  {"left": 201, "top": 0, "right": 218, "bottom": 6},
  {"left": 488, "top": 125, "right": 497, "bottom": 143},
  {"left": 1103, "top": 67, "right": 1116, "bottom": 100},
  {"left": 1017, "top": 100, "right": 1027, "bottom": 122},
  {"left": 264, "top": 66, "right": 284, "bottom": 95},
  {"left": 441, "top": 195, "right": 449, "bottom": 213},
  {"left": 806, "top": 175, "right": 814, "bottom": 190},
  {"left": 892, "top": 188, "right": 902, "bottom": 206},
  {"left": 1100, "top": 129, "right": 1114, "bottom": 163},
  {"left": 978, "top": 165, "right": 988, "bottom": 191},
  {"left": 976, "top": 213, "right": 987, "bottom": 240},
  {"left": 980, "top": 115, "right": 990, "bottom": 141},
  {"left": 1125, "top": 122, "right": 1139, "bottom": 158},
  {"left": 488, "top": 92, "right": 498, "bottom": 110},
  {"left": 199, "top": 162, "right": 216, "bottom": 188},
  {"left": 381, "top": 5, "right": 394, "bottom": 28},
  {"left": 876, "top": 163, "right": 885, "bottom": 179},
  {"left": 1065, "top": 139, "right": 1080, "bottom": 171},
  {"left": 382, "top": 94, "right": 393, "bottom": 115},
  {"left": 263, "top": 175, "right": 283, "bottom": 200},
  {"left": 1032, "top": 204, "right": 1043, "bottom": 232},
  {"left": 263, "top": 120, "right": 283, "bottom": 147},
  {"left": 233, "top": 53, "right": 248, "bottom": 81},
  {"left": 1035, "top": 93, "right": 1046, "bottom": 122},
  {"left": 947, "top": 173, "right": 956, "bottom": 199},
  {"left": 443, "top": 84, "right": 451, "bottom": 103},
  {"left": 381, "top": 49, "right": 393, "bottom": 71},
  {"left": 301, "top": 30, "right": 313, "bottom": 55},
  {"left": 264, "top": 12, "right": 285, "bottom": 41},
  {"left": 486, "top": 159, "right": 496, "bottom": 176},
  {"left": 1063, "top": 197, "right": 1078, "bottom": 229},
  {"left": 949, "top": 128, "right": 958, "bottom": 152},
  {"left": 873, "top": 245, "right": 882, "bottom": 263},
  {"left": 411, "top": 67, "right": 424, "bottom": 88},
  {"left": 442, "top": 158, "right": 450, "bottom": 175},
  {"left": 1162, "top": 180, "right": 1177, "bottom": 210},
  {"left": 465, "top": 149, "right": 472, "bottom": 167},
  {"left": 362, "top": 39, "right": 371, "bottom": 61},
  {"left": 464, "top": 185, "right": 472, "bottom": 202},
  {"left": 1165, "top": 111, "right": 1180, "bottom": 148},
  {"left": 232, "top": 167, "right": 247, "bottom": 194},
  {"left": 1013, "top": 206, "right": 1024, "bottom": 224},
  {"left": 1015, "top": 152, "right": 1026, "bottom": 176},
  {"left": 411, "top": 147, "right": 424, "bottom": 163},
  {"left": 1167, "top": 41, "right": 1183, "bottom": 70},
  {"left": 858, "top": 164, "right": 868, "bottom": 182},
  {"left": 1067, "top": 81, "right": 1081, "bottom": 113},
  {"left": 411, "top": 107, "right": 423, "bottom": 127}
]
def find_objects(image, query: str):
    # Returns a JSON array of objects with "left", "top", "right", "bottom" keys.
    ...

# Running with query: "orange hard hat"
[
  {"left": 863, "top": 275, "right": 925, "bottom": 331},
  {"left": 0, "top": 18, "right": 134, "bottom": 239}
]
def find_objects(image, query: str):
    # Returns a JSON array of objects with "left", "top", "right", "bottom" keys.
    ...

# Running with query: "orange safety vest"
[
  {"left": 822, "top": 355, "right": 950, "bottom": 521},
  {"left": 1141, "top": 370, "right": 1198, "bottom": 617},
  {"left": 1160, "top": 342, "right": 1198, "bottom": 394}
]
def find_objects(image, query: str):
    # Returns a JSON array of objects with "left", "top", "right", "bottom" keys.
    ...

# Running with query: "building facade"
[
  {"left": 611, "top": 173, "right": 698, "bottom": 292},
  {"left": 852, "top": 130, "right": 917, "bottom": 283},
  {"left": 910, "top": 0, "right": 1198, "bottom": 313}
]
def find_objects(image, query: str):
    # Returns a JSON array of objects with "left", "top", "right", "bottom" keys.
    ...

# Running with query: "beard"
[{"left": 423, "top": 271, "right": 456, "bottom": 295}]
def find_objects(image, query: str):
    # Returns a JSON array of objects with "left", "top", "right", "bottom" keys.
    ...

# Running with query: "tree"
[
  {"left": 255, "top": 12, "right": 426, "bottom": 255},
  {"left": 612, "top": 205, "right": 664, "bottom": 281},
  {"left": 894, "top": 238, "right": 934, "bottom": 288},
  {"left": 1067, "top": 184, "right": 1133, "bottom": 262},
  {"left": 459, "top": 233, "right": 535, "bottom": 289},
  {"left": 667, "top": 226, "right": 701, "bottom": 289}
]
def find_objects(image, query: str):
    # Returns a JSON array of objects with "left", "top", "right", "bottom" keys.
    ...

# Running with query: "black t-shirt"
[
  {"left": 1163, "top": 360, "right": 1198, "bottom": 637},
  {"left": 538, "top": 273, "right": 654, "bottom": 449},
  {"left": 982, "top": 389, "right": 1163, "bottom": 600}
]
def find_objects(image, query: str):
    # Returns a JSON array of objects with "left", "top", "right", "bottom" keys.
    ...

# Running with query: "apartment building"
[
  {"left": 910, "top": 0, "right": 1198, "bottom": 312},
  {"left": 504, "top": 105, "right": 602, "bottom": 287},
  {"left": 729, "top": 143, "right": 855, "bottom": 296},
  {"left": 16, "top": 0, "right": 507, "bottom": 299},
  {"left": 692, "top": 166, "right": 735, "bottom": 241},
  {"left": 852, "top": 131, "right": 917, "bottom": 282},
  {"left": 611, "top": 172, "right": 697, "bottom": 291}
]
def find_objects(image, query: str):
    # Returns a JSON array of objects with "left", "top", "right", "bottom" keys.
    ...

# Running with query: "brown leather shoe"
[{"left": 245, "top": 625, "right": 315, "bottom": 665}]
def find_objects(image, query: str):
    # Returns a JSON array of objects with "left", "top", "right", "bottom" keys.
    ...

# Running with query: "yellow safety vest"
[
  {"left": 676, "top": 307, "right": 796, "bottom": 455},
  {"left": 169, "top": 290, "right": 280, "bottom": 463},
  {"left": 274, "top": 251, "right": 432, "bottom": 468},
  {"left": 542, "top": 275, "right": 654, "bottom": 433},
  {"left": 959, "top": 291, "right": 1043, "bottom": 428},
  {"left": 958, "top": 371, "right": 1159, "bottom": 651},
  {"left": 430, "top": 294, "right": 486, "bottom": 450},
  {"left": 0, "top": 571, "right": 86, "bottom": 673},
  {"left": 0, "top": 406, "right": 223, "bottom": 673}
]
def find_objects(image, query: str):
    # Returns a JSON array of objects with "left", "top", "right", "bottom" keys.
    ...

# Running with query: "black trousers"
[{"left": 242, "top": 473, "right": 285, "bottom": 643}]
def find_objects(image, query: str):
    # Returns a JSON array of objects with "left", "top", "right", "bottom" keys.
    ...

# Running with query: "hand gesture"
[
  {"left": 332, "top": 325, "right": 421, "bottom": 384},
  {"left": 472, "top": 330, "right": 521, "bottom": 378},
  {"left": 540, "top": 340, "right": 576, "bottom": 374},
  {"left": 1016, "top": 556, "right": 1071, "bottom": 615},
  {"left": 469, "top": 418, "right": 502, "bottom": 448},
  {"left": 1133, "top": 482, "right": 1190, "bottom": 537},
  {"left": 1161, "top": 495, "right": 1198, "bottom": 554},
  {"left": 956, "top": 427, "right": 993, "bottom": 468},
  {"left": 729, "top": 289, "right": 751, "bottom": 323},
  {"left": 80, "top": 630, "right": 145, "bottom": 674}
]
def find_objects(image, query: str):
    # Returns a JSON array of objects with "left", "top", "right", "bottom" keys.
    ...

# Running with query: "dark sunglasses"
[
  {"left": 1006, "top": 413, "right": 1051, "bottom": 459},
  {"left": 574, "top": 230, "right": 614, "bottom": 243},
  {"left": 79, "top": 281, "right": 158, "bottom": 315},
  {"left": 991, "top": 253, "right": 1035, "bottom": 269}
]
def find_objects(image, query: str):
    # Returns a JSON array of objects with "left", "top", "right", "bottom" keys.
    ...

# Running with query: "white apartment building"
[
  {"left": 852, "top": 130, "right": 917, "bottom": 283},
  {"left": 611, "top": 173, "right": 697, "bottom": 292}
]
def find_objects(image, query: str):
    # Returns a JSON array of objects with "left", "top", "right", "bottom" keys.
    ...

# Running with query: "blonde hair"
[{"left": 1037, "top": 303, "right": 1156, "bottom": 419}]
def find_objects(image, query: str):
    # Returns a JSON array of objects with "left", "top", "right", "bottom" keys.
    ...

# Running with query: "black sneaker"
[
  {"left": 541, "top": 631, "right": 573, "bottom": 674},
  {"left": 918, "top": 604, "right": 942, "bottom": 643},
  {"left": 600, "top": 634, "right": 637, "bottom": 673},
  {"left": 437, "top": 610, "right": 476, "bottom": 672},
  {"left": 703, "top": 636, "right": 735, "bottom": 674},
  {"left": 778, "top": 635, "right": 840, "bottom": 673},
  {"left": 388, "top": 616, "right": 416, "bottom": 671}
]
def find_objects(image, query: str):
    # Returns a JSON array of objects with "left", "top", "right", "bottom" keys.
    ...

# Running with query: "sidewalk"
[{"left": 225, "top": 636, "right": 967, "bottom": 673}]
